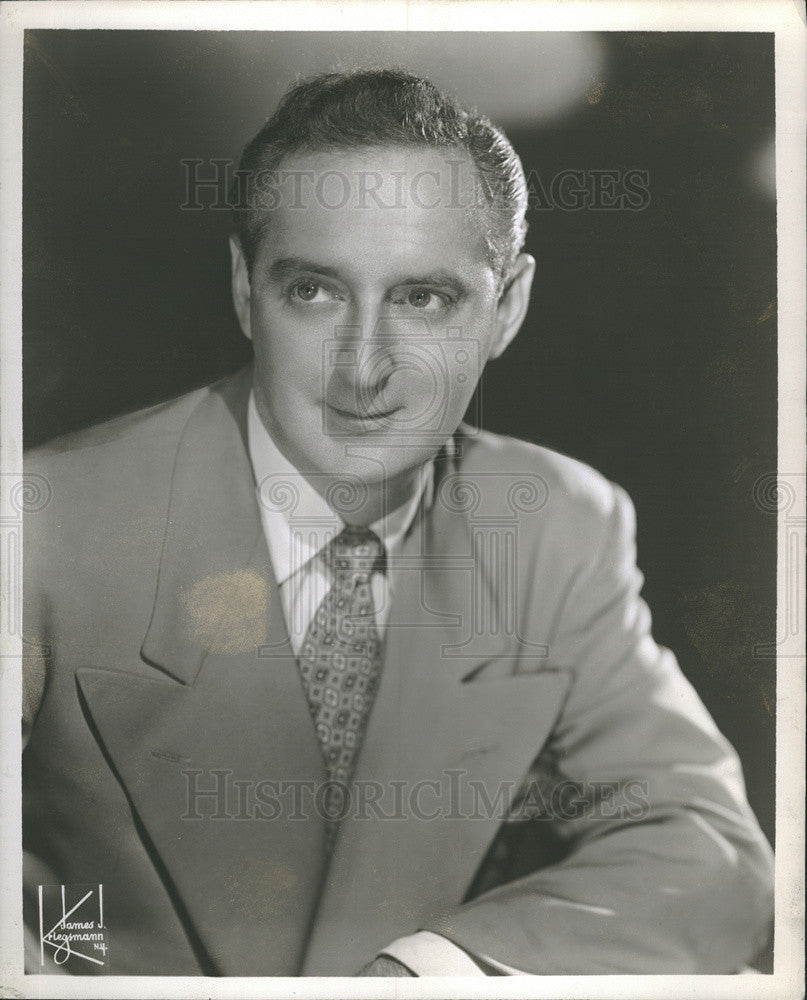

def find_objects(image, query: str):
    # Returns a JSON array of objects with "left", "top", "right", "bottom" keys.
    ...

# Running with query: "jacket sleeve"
[{"left": 422, "top": 483, "right": 774, "bottom": 973}]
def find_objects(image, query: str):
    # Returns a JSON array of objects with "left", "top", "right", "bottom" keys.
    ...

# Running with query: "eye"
[
  {"left": 395, "top": 287, "right": 455, "bottom": 313},
  {"left": 292, "top": 280, "right": 323, "bottom": 302},
  {"left": 408, "top": 289, "right": 434, "bottom": 309},
  {"left": 285, "top": 278, "right": 344, "bottom": 306}
]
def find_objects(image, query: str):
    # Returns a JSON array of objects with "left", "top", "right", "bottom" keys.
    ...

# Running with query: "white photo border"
[{"left": 1, "top": 2, "right": 803, "bottom": 998}]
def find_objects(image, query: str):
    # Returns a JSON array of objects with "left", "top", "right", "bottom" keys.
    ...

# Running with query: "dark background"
[{"left": 23, "top": 30, "right": 777, "bottom": 960}]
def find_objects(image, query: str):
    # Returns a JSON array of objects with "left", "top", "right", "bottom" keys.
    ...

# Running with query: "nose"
[{"left": 329, "top": 303, "right": 396, "bottom": 408}]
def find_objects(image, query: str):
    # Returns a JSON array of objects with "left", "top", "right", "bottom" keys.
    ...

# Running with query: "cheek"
[
  {"left": 444, "top": 361, "right": 481, "bottom": 418},
  {"left": 251, "top": 309, "right": 319, "bottom": 383},
  {"left": 443, "top": 314, "right": 495, "bottom": 403}
]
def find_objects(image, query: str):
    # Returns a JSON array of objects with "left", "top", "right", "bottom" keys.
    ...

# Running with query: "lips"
[{"left": 327, "top": 402, "right": 401, "bottom": 422}]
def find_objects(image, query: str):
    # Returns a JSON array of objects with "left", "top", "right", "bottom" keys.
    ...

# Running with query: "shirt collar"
[{"left": 247, "top": 392, "right": 438, "bottom": 586}]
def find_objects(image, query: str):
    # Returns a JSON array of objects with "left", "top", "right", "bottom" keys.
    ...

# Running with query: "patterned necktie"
[{"left": 297, "top": 525, "right": 386, "bottom": 843}]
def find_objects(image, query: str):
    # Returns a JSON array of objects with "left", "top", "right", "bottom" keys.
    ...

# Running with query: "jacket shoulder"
[
  {"left": 455, "top": 425, "right": 628, "bottom": 526},
  {"left": 25, "top": 384, "right": 208, "bottom": 471},
  {"left": 21, "top": 377, "right": 238, "bottom": 558}
]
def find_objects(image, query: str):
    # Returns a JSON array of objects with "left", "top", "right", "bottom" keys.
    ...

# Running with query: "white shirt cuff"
[{"left": 380, "top": 931, "right": 525, "bottom": 976}]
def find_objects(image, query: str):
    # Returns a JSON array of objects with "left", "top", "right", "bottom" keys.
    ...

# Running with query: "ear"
[
  {"left": 230, "top": 234, "right": 252, "bottom": 340},
  {"left": 488, "top": 253, "right": 535, "bottom": 360}
]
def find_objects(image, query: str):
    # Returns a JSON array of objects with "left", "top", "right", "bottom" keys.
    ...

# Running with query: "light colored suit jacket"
[{"left": 22, "top": 366, "right": 773, "bottom": 975}]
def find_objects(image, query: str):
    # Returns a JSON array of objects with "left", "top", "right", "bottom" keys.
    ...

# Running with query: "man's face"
[{"left": 232, "top": 145, "right": 533, "bottom": 501}]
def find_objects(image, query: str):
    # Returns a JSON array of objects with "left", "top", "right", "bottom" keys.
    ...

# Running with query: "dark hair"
[{"left": 231, "top": 69, "right": 528, "bottom": 285}]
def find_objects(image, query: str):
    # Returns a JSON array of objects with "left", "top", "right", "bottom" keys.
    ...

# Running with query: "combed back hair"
[{"left": 231, "top": 69, "right": 528, "bottom": 287}]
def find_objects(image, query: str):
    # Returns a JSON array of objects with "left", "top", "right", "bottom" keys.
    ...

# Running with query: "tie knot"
[{"left": 325, "top": 525, "right": 385, "bottom": 580}]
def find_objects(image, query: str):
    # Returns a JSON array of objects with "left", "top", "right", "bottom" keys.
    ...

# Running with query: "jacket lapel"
[
  {"left": 301, "top": 441, "right": 573, "bottom": 975},
  {"left": 76, "top": 368, "right": 329, "bottom": 975}
]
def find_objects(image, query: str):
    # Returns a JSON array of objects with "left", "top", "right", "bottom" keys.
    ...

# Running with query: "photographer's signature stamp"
[{"left": 38, "top": 884, "right": 109, "bottom": 972}]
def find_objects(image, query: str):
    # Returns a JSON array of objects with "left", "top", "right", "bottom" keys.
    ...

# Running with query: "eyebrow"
[
  {"left": 267, "top": 257, "right": 472, "bottom": 297},
  {"left": 394, "top": 271, "right": 473, "bottom": 297},
  {"left": 268, "top": 257, "right": 343, "bottom": 282}
]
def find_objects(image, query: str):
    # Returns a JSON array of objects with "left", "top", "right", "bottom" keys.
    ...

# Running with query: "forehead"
[{"left": 251, "top": 145, "right": 492, "bottom": 281}]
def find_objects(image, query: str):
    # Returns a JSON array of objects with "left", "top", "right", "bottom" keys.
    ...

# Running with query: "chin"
[{"left": 333, "top": 441, "right": 438, "bottom": 482}]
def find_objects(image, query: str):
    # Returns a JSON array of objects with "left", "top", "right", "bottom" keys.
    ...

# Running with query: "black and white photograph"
[{"left": 0, "top": 2, "right": 804, "bottom": 997}]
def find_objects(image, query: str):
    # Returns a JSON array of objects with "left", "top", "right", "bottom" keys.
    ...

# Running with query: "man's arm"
[{"left": 410, "top": 483, "right": 774, "bottom": 973}]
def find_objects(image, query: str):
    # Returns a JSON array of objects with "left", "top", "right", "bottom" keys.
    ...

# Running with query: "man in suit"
[{"left": 22, "top": 69, "right": 773, "bottom": 976}]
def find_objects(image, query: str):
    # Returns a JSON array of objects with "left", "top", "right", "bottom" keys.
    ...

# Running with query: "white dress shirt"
[
  {"left": 247, "top": 392, "right": 508, "bottom": 976},
  {"left": 247, "top": 392, "right": 433, "bottom": 653}
]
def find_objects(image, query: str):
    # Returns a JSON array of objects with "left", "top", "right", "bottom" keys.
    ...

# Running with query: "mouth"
[{"left": 326, "top": 403, "right": 402, "bottom": 423}]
